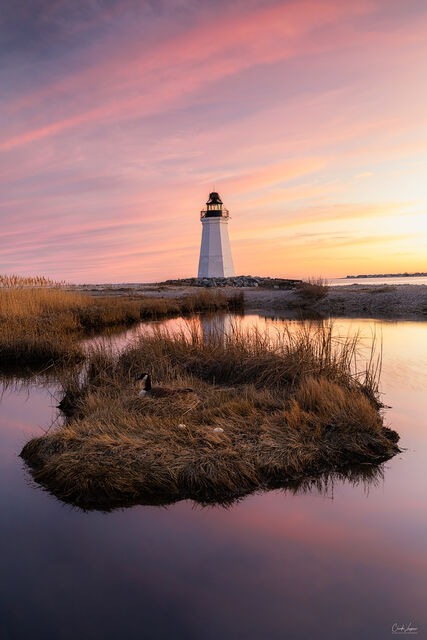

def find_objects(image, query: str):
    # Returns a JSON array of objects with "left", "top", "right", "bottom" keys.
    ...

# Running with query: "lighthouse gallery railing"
[{"left": 200, "top": 208, "right": 230, "bottom": 220}]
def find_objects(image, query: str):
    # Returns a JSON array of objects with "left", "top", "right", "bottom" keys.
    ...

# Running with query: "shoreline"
[{"left": 74, "top": 283, "right": 427, "bottom": 320}]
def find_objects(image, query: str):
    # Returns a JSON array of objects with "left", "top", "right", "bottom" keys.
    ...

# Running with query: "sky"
[{"left": 1, "top": 0, "right": 426, "bottom": 283}]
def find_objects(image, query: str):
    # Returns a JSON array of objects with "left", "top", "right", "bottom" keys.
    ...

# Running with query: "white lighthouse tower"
[{"left": 197, "top": 192, "right": 235, "bottom": 278}]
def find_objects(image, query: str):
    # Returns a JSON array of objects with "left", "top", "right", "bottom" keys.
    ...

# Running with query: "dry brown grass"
[
  {"left": 0, "top": 288, "right": 86, "bottom": 368},
  {"left": 0, "top": 274, "right": 67, "bottom": 288},
  {"left": 296, "top": 277, "right": 329, "bottom": 302},
  {"left": 21, "top": 324, "right": 399, "bottom": 510},
  {"left": 0, "top": 285, "right": 244, "bottom": 369}
]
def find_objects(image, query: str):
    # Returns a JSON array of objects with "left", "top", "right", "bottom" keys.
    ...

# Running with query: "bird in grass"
[{"left": 136, "top": 373, "right": 194, "bottom": 399}]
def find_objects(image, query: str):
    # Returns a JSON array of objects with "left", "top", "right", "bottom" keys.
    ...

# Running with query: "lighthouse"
[{"left": 197, "top": 192, "right": 235, "bottom": 278}]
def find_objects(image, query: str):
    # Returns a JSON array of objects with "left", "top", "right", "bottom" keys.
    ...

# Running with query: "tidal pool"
[{"left": 1, "top": 314, "right": 426, "bottom": 640}]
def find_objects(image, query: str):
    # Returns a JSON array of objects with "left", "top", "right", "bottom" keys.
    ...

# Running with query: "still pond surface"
[{"left": 1, "top": 313, "right": 426, "bottom": 640}]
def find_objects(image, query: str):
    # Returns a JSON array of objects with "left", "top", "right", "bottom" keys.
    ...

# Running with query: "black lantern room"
[{"left": 205, "top": 192, "right": 223, "bottom": 217}]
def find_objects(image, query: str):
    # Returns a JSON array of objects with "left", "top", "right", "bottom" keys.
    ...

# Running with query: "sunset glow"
[{"left": 1, "top": 0, "right": 426, "bottom": 282}]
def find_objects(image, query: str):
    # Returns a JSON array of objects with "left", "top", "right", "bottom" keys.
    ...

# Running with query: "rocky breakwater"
[{"left": 161, "top": 276, "right": 302, "bottom": 289}]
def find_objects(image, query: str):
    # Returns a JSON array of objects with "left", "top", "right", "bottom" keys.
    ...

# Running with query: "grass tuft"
[{"left": 296, "top": 277, "right": 329, "bottom": 301}]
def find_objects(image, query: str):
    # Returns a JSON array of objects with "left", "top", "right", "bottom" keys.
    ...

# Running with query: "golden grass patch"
[{"left": 0, "top": 283, "right": 243, "bottom": 369}]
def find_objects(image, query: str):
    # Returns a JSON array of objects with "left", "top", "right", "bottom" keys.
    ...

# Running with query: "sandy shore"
[
  {"left": 243, "top": 284, "right": 427, "bottom": 319},
  {"left": 76, "top": 283, "right": 427, "bottom": 320}
]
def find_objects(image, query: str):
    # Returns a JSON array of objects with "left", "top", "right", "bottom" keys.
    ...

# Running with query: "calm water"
[{"left": 1, "top": 314, "right": 426, "bottom": 640}]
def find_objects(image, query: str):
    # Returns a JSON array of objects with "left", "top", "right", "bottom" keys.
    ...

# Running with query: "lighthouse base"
[{"left": 198, "top": 217, "right": 235, "bottom": 278}]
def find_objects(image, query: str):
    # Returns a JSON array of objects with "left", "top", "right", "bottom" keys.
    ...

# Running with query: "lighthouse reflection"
[
  {"left": 90, "top": 310, "right": 323, "bottom": 355},
  {"left": 200, "top": 312, "right": 235, "bottom": 343}
]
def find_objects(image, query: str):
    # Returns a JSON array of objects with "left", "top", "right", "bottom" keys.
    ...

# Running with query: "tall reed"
[{"left": 0, "top": 274, "right": 66, "bottom": 288}]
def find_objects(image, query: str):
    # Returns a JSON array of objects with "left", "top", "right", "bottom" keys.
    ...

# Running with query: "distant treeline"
[{"left": 346, "top": 272, "right": 427, "bottom": 279}]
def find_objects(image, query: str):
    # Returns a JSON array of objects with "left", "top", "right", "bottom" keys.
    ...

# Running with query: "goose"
[{"left": 136, "top": 373, "right": 194, "bottom": 399}]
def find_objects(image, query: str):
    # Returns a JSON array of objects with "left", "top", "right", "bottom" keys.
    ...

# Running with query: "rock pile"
[{"left": 161, "top": 276, "right": 302, "bottom": 289}]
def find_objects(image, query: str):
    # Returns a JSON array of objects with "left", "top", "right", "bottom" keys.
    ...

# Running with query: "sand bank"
[{"left": 76, "top": 283, "right": 427, "bottom": 320}]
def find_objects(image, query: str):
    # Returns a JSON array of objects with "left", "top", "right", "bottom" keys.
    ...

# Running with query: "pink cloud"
[
  {"left": 1, "top": 1, "right": 377, "bottom": 151},
  {"left": 1, "top": 0, "right": 427, "bottom": 281}
]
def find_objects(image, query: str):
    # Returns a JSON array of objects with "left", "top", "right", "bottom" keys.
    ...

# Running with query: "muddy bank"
[
  {"left": 76, "top": 283, "right": 427, "bottom": 320},
  {"left": 242, "top": 284, "right": 427, "bottom": 319}
]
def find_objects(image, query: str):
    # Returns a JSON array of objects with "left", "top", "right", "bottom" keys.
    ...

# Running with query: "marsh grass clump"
[
  {"left": 21, "top": 323, "right": 399, "bottom": 510},
  {"left": 0, "top": 288, "right": 85, "bottom": 368},
  {"left": 0, "top": 283, "right": 243, "bottom": 369},
  {"left": 296, "top": 277, "right": 329, "bottom": 302}
]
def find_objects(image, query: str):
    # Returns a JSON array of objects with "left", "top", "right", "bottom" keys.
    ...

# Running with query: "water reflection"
[
  {"left": 200, "top": 312, "right": 235, "bottom": 341},
  {"left": 16, "top": 312, "right": 406, "bottom": 513},
  {"left": 1, "top": 314, "right": 426, "bottom": 639},
  {"left": 83, "top": 311, "right": 354, "bottom": 354},
  {"left": 21, "top": 451, "right": 390, "bottom": 513}
]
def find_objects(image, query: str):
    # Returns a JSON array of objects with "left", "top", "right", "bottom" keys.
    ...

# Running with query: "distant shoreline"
[{"left": 346, "top": 272, "right": 427, "bottom": 279}]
